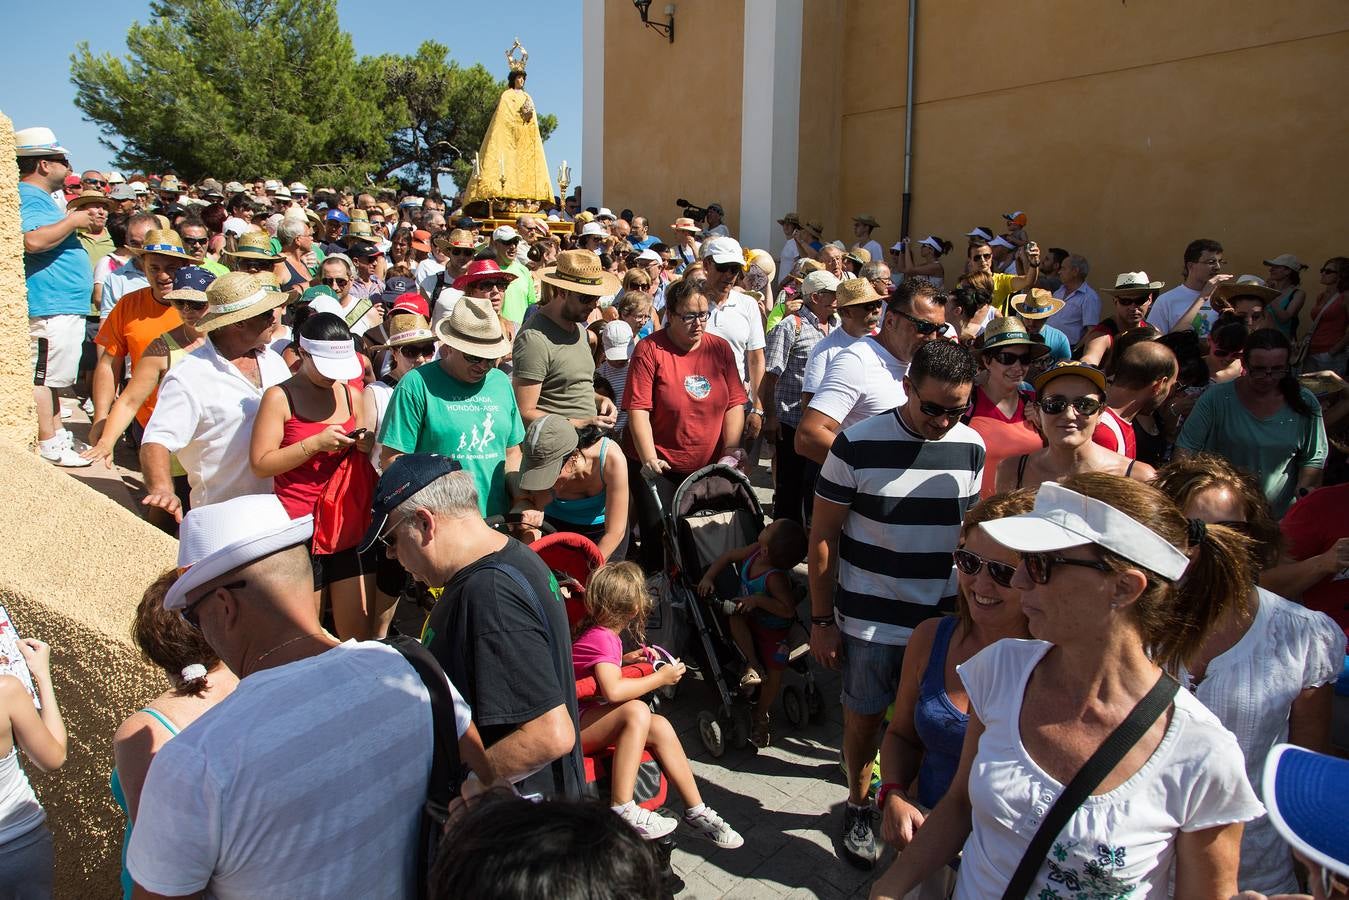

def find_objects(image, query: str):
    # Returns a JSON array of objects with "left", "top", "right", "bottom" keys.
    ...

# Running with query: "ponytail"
[{"left": 1151, "top": 521, "right": 1254, "bottom": 674}]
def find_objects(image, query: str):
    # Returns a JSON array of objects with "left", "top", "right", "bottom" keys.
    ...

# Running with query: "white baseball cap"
[
  {"left": 980, "top": 481, "right": 1191, "bottom": 581},
  {"left": 601, "top": 320, "right": 634, "bottom": 361},
  {"left": 700, "top": 236, "right": 744, "bottom": 267},
  {"left": 801, "top": 270, "right": 841, "bottom": 297},
  {"left": 492, "top": 225, "right": 520, "bottom": 242},
  {"left": 635, "top": 248, "right": 662, "bottom": 265},
  {"left": 165, "top": 495, "right": 313, "bottom": 611}
]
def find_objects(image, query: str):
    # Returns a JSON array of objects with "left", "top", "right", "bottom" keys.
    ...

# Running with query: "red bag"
[{"left": 311, "top": 447, "right": 377, "bottom": 555}]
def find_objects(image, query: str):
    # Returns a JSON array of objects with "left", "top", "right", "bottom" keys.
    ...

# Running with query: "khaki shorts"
[{"left": 30, "top": 314, "right": 86, "bottom": 389}]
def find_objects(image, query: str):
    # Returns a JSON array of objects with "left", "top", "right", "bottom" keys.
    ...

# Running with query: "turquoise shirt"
[{"left": 20, "top": 182, "right": 93, "bottom": 316}]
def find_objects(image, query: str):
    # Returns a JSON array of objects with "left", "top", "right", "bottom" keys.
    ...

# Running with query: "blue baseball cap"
[
  {"left": 1264, "top": 744, "right": 1349, "bottom": 879},
  {"left": 324, "top": 209, "right": 350, "bottom": 223},
  {"left": 164, "top": 265, "right": 216, "bottom": 302},
  {"left": 377, "top": 275, "right": 418, "bottom": 305},
  {"left": 359, "top": 454, "right": 464, "bottom": 552}
]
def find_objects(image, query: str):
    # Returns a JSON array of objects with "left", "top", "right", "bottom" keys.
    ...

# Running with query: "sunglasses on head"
[
  {"left": 1037, "top": 395, "right": 1104, "bottom": 416},
  {"left": 399, "top": 342, "right": 436, "bottom": 358},
  {"left": 953, "top": 548, "right": 1016, "bottom": 588},
  {"left": 896, "top": 308, "right": 944, "bottom": 335},
  {"left": 991, "top": 350, "right": 1036, "bottom": 367},
  {"left": 321, "top": 276, "right": 350, "bottom": 287},
  {"left": 1022, "top": 550, "right": 1112, "bottom": 585}
]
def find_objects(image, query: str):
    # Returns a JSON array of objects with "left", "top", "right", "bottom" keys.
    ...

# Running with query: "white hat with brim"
[
  {"left": 801, "top": 270, "right": 841, "bottom": 297},
  {"left": 1103, "top": 272, "right": 1166, "bottom": 294},
  {"left": 434, "top": 296, "right": 513, "bottom": 358},
  {"left": 700, "top": 236, "right": 745, "bottom": 267},
  {"left": 1211, "top": 274, "right": 1280, "bottom": 305},
  {"left": 164, "top": 494, "right": 313, "bottom": 611},
  {"left": 299, "top": 336, "right": 361, "bottom": 381},
  {"left": 1263, "top": 254, "right": 1308, "bottom": 272},
  {"left": 196, "top": 272, "right": 288, "bottom": 333},
  {"left": 13, "top": 126, "right": 69, "bottom": 157},
  {"left": 980, "top": 481, "right": 1191, "bottom": 581}
]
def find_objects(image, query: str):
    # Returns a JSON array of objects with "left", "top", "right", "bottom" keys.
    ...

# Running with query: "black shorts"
[{"left": 310, "top": 542, "right": 380, "bottom": 590}]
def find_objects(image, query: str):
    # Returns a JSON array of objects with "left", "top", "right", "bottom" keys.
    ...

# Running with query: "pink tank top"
[{"left": 273, "top": 383, "right": 356, "bottom": 521}]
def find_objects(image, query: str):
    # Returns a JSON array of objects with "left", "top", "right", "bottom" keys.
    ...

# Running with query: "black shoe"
[{"left": 840, "top": 803, "right": 877, "bottom": 869}]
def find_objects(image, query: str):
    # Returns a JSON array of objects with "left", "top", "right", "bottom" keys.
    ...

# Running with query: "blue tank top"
[
  {"left": 913, "top": 616, "right": 968, "bottom": 809},
  {"left": 111, "top": 707, "right": 180, "bottom": 900},
  {"left": 544, "top": 438, "right": 610, "bottom": 526},
  {"left": 739, "top": 547, "right": 793, "bottom": 629}
]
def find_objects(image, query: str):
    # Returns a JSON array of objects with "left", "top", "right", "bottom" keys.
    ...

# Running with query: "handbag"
[
  {"left": 311, "top": 445, "right": 377, "bottom": 555},
  {"left": 1000, "top": 672, "right": 1180, "bottom": 900}
]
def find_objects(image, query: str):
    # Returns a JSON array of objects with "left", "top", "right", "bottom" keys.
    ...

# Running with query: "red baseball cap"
[
  {"left": 391, "top": 292, "right": 429, "bottom": 318},
  {"left": 452, "top": 258, "right": 517, "bottom": 292}
]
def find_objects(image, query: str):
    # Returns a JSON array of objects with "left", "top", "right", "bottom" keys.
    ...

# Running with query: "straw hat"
[
  {"left": 834, "top": 277, "right": 882, "bottom": 308},
  {"left": 13, "top": 126, "right": 69, "bottom": 157},
  {"left": 129, "top": 228, "right": 195, "bottom": 261},
  {"left": 434, "top": 296, "right": 512, "bottom": 358},
  {"left": 196, "top": 272, "right": 288, "bottom": 333},
  {"left": 1212, "top": 274, "right": 1279, "bottom": 305},
  {"left": 540, "top": 250, "right": 622, "bottom": 297},
  {"left": 66, "top": 189, "right": 115, "bottom": 212},
  {"left": 981, "top": 316, "right": 1051, "bottom": 358},
  {"left": 377, "top": 312, "right": 435, "bottom": 349},
  {"left": 746, "top": 248, "right": 776, "bottom": 281},
  {"left": 226, "top": 231, "right": 282, "bottom": 261},
  {"left": 433, "top": 228, "right": 479, "bottom": 251},
  {"left": 803, "top": 220, "right": 824, "bottom": 237},
  {"left": 159, "top": 175, "right": 182, "bottom": 193},
  {"left": 845, "top": 246, "right": 872, "bottom": 266},
  {"left": 1103, "top": 271, "right": 1166, "bottom": 294},
  {"left": 671, "top": 217, "right": 700, "bottom": 234},
  {"left": 345, "top": 219, "right": 379, "bottom": 245},
  {"left": 1010, "top": 288, "right": 1065, "bottom": 320}
]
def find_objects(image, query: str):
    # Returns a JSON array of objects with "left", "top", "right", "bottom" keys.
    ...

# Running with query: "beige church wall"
[
  {"left": 0, "top": 110, "right": 174, "bottom": 898},
  {"left": 602, "top": 0, "right": 745, "bottom": 238},
  {"left": 794, "top": 0, "right": 846, "bottom": 236}
]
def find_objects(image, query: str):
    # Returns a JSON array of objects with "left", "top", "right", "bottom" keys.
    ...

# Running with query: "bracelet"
[
  {"left": 749, "top": 408, "right": 764, "bottom": 417},
  {"left": 877, "top": 782, "right": 903, "bottom": 808},
  {"left": 810, "top": 615, "right": 835, "bottom": 627}
]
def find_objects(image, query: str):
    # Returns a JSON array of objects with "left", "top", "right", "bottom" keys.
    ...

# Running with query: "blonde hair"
[
  {"left": 1152, "top": 452, "right": 1280, "bottom": 569},
  {"left": 578, "top": 561, "right": 651, "bottom": 644}
]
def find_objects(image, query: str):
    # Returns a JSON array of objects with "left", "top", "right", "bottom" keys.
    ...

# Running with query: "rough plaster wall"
[
  {"left": 0, "top": 113, "right": 36, "bottom": 447},
  {"left": 0, "top": 112, "right": 174, "bottom": 897}
]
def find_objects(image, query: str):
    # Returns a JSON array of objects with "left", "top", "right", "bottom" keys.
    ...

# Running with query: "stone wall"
[{"left": 0, "top": 111, "right": 175, "bottom": 898}]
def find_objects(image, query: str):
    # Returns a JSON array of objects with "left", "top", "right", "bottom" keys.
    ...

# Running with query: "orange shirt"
[{"left": 95, "top": 286, "right": 182, "bottom": 426}]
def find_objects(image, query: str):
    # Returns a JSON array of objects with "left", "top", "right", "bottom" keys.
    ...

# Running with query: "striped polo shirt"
[{"left": 816, "top": 408, "right": 985, "bottom": 646}]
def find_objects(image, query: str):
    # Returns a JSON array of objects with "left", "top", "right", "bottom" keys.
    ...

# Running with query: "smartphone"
[{"left": 345, "top": 428, "right": 369, "bottom": 440}]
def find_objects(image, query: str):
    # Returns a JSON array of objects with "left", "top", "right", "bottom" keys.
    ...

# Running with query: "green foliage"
[{"left": 70, "top": 7, "right": 558, "bottom": 193}]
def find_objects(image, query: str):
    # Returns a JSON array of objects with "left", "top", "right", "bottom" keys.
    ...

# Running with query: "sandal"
[
  {"left": 751, "top": 713, "right": 770, "bottom": 748},
  {"left": 738, "top": 668, "right": 762, "bottom": 694}
]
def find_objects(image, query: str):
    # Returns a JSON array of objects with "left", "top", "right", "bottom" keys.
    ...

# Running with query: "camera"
[{"left": 676, "top": 198, "right": 708, "bottom": 223}]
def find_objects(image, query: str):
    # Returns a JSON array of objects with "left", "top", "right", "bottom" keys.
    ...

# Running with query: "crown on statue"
[{"left": 506, "top": 38, "right": 529, "bottom": 74}]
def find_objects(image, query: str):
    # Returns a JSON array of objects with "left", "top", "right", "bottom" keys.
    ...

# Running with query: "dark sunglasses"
[
  {"left": 449, "top": 248, "right": 475, "bottom": 257},
  {"left": 399, "top": 342, "right": 436, "bottom": 358},
  {"left": 848, "top": 300, "right": 883, "bottom": 314},
  {"left": 896, "top": 308, "right": 944, "bottom": 335},
  {"left": 953, "top": 548, "right": 1016, "bottom": 588},
  {"left": 173, "top": 299, "right": 209, "bottom": 312},
  {"left": 498, "top": 237, "right": 520, "bottom": 245},
  {"left": 182, "top": 236, "right": 209, "bottom": 247},
  {"left": 991, "top": 350, "right": 1036, "bottom": 367},
  {"left": 1037, "top": 395, "right": 1104, "bottom": 416},
  {"left": 83, "top": 178, "right": 108, "bottom": 187},
  {"left": 477, "top": 279, "right": 510, "bottom": 291},
  {"left": 1114, "top": 296, "right": 1149, "bottom": 307},
  {"left": 713, "top": 260, "right": 745, "bottom": 274},
  {"left": 1022, "top": 551, "right": 1112, "bottom": 585},
  {"left": 321, "top": 277, "right": 350, "bottom": 287},
  {"left": 462, "top": 351, "right": 499, "bottom": 366},
  {"left": 918, "top": 397, "right": 972, "bottom": 419},
  {"left": 238, "top": 258, "right": 272, "bottom": 269},
  {"left": 181, "top": 579, "right": 245, "bottom": 630}
]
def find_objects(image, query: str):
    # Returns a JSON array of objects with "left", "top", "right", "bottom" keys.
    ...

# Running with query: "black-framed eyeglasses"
[
  {"left": 181, "top": 579, "right": 246, "bottom": 630},
  {"left": 896, "top": 308, "right": 944, "bottom": 336},
  {"left": 1246, "top": 365, "right": 1289, "bottom": 379},
  {"left": 321, "top": 277, "right": 350, "bottom": 287},
  {"left": 1037, "top": 395, "right": 1104, "bottom": 416},
  {"left": 712, "top": 260, "right": 744, "bottom": 274},
  {"left": 677, "top": 311, "right": 710, "bottom": 324},
  {"left": 399, "top": 342, "right": 436, "bottom": 358},
  {"left": 1022, "top": 551, "right": 1111, "bottom": 585},
  {"left": 953, "top": 548, "right": 1016, "bottom": 588},
  {"left": 990, "top": 350, "right": 1036, "bottom": 367},
  {"left": 918, "top": 397, "right": 973, "bottom": 419}
]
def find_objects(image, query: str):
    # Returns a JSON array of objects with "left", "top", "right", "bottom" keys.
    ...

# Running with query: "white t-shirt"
[
  {"left": 953, "top": 639, "right": 1263, "bottom": 900},
  {"left": 1149, "top": 284, "right": 1203, "bottom": 334},
  {"left": 706, "top": 288, "right": 766, "bottom": 385},
  {"left": 415, "top": 256, "right": 445, "bottom": 285},
  {"left": 128, "top": 641, "right": 471, "bottom": 900},
  {"left": 430, "top": 287, "right": 464, "bottom": 331},
  {"left": 855, "top": 239, "right": 884, "bottom": 265},
  {"left": 778, "top": 237, "right": 801, "bottom": 283},
  {"left": 801, "top": 327, "right": 864, "bottom": 395},
  {"left": 1186, "top": 589, "right": 1344, "bottom": 894},
  {"left": 806, "top": 336, "right": 908, "bottom": 430}
]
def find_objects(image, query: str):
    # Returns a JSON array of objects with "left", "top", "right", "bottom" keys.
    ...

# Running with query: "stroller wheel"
[
  {"left": 729, "top": 706, "right": 751, "bottom": 749},
  {"left": 781, "top": 685, "right": 805, "bottom": 729},
  {"left": 805, "top": 682, "right": 825, "bottom": 722},
  {"left": 697, "top": 710, "right": 726, "bottom": 758}
]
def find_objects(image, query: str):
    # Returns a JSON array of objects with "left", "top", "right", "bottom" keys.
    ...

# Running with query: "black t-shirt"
[{"left": 422, "top": 537, "right": 584, "bottom": 800}]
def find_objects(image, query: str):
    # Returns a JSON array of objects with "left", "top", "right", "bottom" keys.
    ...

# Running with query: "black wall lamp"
[{"left": 633, "top": 0, "right": 675, "bottom": 43}]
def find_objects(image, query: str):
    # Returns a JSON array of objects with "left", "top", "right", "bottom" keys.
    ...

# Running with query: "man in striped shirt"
[{"left": 808, "top": 339, "right": 985, "bottom": 869}]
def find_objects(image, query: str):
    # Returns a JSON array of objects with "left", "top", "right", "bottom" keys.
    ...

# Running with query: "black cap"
[{"left": 359, "top": 454, "right": 463, "bottom": 552}]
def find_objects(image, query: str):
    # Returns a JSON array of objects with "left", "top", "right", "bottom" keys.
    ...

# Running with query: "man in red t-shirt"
[
  {"left": 1279, "top": 482, "right": 1349, "bottom": 638},
  {"left": 1090, "top": 339, "right": 1176, "bottom": 460}
]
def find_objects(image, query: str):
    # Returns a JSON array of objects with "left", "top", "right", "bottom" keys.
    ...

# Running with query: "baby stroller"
[{"left": 645, "top": 464, "right": 822, "bottom": 757}]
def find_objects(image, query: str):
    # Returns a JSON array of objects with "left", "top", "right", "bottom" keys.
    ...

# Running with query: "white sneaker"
[
  {"left": 40, "top": 441, "right": 92, "bottom": 468},
  {"left": 617, "top": 803, "right": 678, "bottom": 840},
  {"left": 81, "top": 397, "right": 94, "bottom": 416},
  {"left": 59, "top": 404, "right": 72, "bottom": 420},
  {"left": 684, "top": 806, "right": 744, "bottom": 849},
  {"left": 57, "top": 429, "right": 91, "bottom": 453}
]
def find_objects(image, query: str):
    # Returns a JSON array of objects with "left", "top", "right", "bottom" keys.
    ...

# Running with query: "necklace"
[{"left": 250, "top": 631, "right": 329, "bottom": 673}]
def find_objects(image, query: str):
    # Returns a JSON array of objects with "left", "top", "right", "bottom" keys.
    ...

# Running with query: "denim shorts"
[{"left": 840, "top": 632, "right": 906, "bottom": 715}]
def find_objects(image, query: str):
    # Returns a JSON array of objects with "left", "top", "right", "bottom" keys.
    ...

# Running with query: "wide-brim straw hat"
[
  {"left": 376, "top": 312, "right": 436, "bottom": 349},
  {"left": 434, "top": 228, "right": 479, "bottom": 250},
  {"left": 128, "top": 228, "right": 195, "bottom": 261},
  {"left": 540, "top": 250, "right": 622, "bottom": 297},
  {"left": 66, "top": 189, "right": 115, "bottom": 212},
  {"left": 776, "top": 212, "right": 801, "bottom": 227},
  {"left": 1212, "top": 274, "right": 1280, "bottom": 305},
  {"left": 434, "top": 296, "right": 512, "bottom": 358},
  {"left": 196, "top": 272, "right": 288, "bottom": 333},
  {"left": 671, "top": 217, "right": 700, "bottom": 233},
  {"left": 1010, "top": 288, "right": 1065, "bottom": 319},
  {"left": 345, "top": 221, "right": 380, "bottom": 245},
  {"left": 982, "top": 316, "right": 1051, "bottom": 358},
  {"left": 226, "top": 231, "right": 282, "bottom": 261},
  {"left": 1103, "top": 271, "right": 1166, "bottom": 295},
  {"left": 835, "top": 277, "right": 882, "bottom": 308}
]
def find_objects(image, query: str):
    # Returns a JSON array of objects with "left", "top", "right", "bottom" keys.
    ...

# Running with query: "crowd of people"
[{"left": 6, "top": 122, "right": 1349, "bottom": 899}]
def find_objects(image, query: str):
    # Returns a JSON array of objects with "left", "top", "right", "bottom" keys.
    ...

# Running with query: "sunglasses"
[
  {"left": 847, "top": 300, "right": 884, "bottom": 314},
  {"left": 399, "top": 342, "right": 436, "bottom": 358},
  {"left": 1037, "top": 395, "right": 1104, "bottom": 416},
  {"left": 1246, "top": 365, "right": 1290, "bottom": 378},
  {"left": 374, "top": 515, "right": 411, "bottom": 551},
  {"left": 180, "top": 579, "right": 245, "bottom": 630},
  {"left": 182, "top": 236, "right": 209, "bottom": 247},
  {"left": 1022, "top": 551, "right": 1112, "bottom": 585},
  {"left": 83, "top": 178, "right": 107, "bottom": 187},
  {"left": 713, "top": 261, "right": 745, "bottom": 274},
  {"left": 477, "top": 280, "right": 510, "bottom": 291},
  {"left": 953, "top": 548, "right": 1016, "bottom": 588},
  {"left": 918, "top": 398, "right": 972, "bottom": 419},
  {"left": 173, "top": 299, "right": 209, "bottom": 312},
  {"left": 449, "top": 248, "right": 475, "bottom": 257},
  {"left": 321, "top": 277, "right": 350, "bottom": 287},
  {"left": 1114, "top": 296, "right": 1149, "bottom": 307},
  {"left": 462, "top": 352, "right": 499, "bottom": 366},
  {"left": 677, "top": 311, "right": 710, "bottom": 324},
  {"left": 896, "top": 308, "right": 944, "bottom": 336},
  {"left": 991, "top": 350, "right": 1036, "bottom": 367}
]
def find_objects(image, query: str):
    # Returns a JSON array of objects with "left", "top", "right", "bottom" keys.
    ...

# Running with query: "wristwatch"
[
  {"left": 749, "top": 408, "right": 764, "bottom": 417},
  {"left": 810, "top": 615, "right": 836, "bottom": 627}
]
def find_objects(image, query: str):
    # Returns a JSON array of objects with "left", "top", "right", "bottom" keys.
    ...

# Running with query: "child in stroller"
[
  {"left": 696, "top": 518, "right": 809, "bottom": 747},
  {"left": 572, "top": 561, "right": 745, "bottom": 849}
]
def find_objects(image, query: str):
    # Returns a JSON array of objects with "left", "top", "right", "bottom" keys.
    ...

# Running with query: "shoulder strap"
[
  {"left": 1016, "top": 454, "right": 1030, "bottom": 488},
  {"left": 1000, "top": 673, "right": 1179, "bottom": 900},
  {"left": 344, "top": 297, "right": 373, "bottom": 327},
  {"left": 1125, "top": 458, "right": 1136, "bottom": 478},
  {"left": 138, "top": 707, "right": 180, "bottom": 736},
  {"left": 277, "top": 381, "right": 296, "bottom": 415}
]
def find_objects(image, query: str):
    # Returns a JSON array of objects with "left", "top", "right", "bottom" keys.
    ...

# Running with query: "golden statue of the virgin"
[{"left": 461, "top": 39, "right": 555, "bottom": 217}]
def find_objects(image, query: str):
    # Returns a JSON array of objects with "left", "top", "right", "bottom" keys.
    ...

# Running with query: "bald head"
[{"left": 1113, "top": 339, "right": 1178, "bottom": 390}]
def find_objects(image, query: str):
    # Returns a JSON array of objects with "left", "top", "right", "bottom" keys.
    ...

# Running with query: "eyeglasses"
[
  {"left": 953, "top": 548, "right": 1016, "bottom": 588},
  {"left": 180, "top": 579, "right": 246, "bottom": 630},
  {"left": 991, "top": 350, "right": 1036, "bottom": 367},
  {"left": 712, "top": 261, "right": 744, "bottom": 274},
  {"left": 461, "top": 351, "right": 499, "bottom": 366},
  {"left": 1037, "top": 395, "right": 1104, "bottom": 416},
  {"left": 399, "top": 342, "right": 436, "bottom": 358},
  {"left": 374, "top": 516, "right": 410, "bottom": 551},
  {"left": 1022, "top": 551, "right": 1112, "bottom": 585},
  {"left": 677, "top": 311, "right": 710, "bottom": 324},
  {"left": 896, "top": 308, "right": 944, "bottom": 336},
  {"left": 450, "top": 248, "right": 475, "bottom": 257},
  {"left": 82, "top": 178, "right": 107, "bottom": 187},
  {"left": 848, "top": 301, "right": 884, "bottom": 314},
  {"left": 321, "top": 277, "right": 350, "bottom": 287},
  {"left": 970, "top": 252, "right": 992, "bottom": 262},
  {"left": 182, "top": 236, "right": 209, "bottom": 247},
  {"left": 173, "top": 299, "right": 209, "bottom": 313},
  {"left": 1114, "top": 296, "right": 1149, "bottom": 307},
  {"left": 918, "top": 397, "right": 972, "bottom": 420},
  {"left": 1246, "top": 365, "right": 1289, "bottom": 379}
]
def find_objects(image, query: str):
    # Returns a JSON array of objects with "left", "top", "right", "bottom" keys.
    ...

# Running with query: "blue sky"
[{"left": 0, "top": 1, "right": 582, "bottom": 193}]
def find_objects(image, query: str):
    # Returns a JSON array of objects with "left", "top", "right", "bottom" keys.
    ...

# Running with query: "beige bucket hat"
[
  {"left": 196, "top": 272, "right": 288, "bottom": 333},
  {"left": 540, "top": 249, "right": 622, "bottom": 297},
  {"left": 433, "top": 296, "right": 512, "bottom": 358}
]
